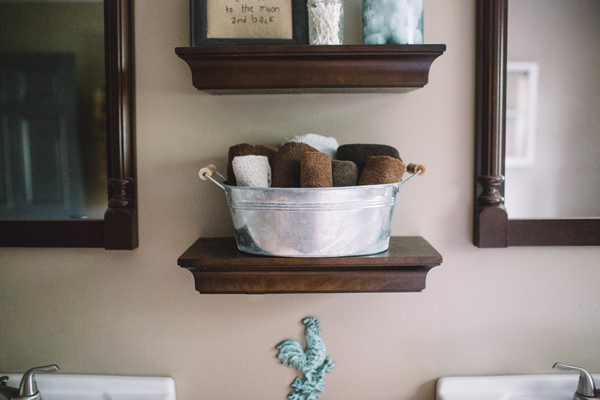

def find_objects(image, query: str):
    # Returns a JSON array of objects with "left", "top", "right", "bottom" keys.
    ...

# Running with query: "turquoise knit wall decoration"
[{"left": 276, "top": 317, "right": 335, "bottom": 400}]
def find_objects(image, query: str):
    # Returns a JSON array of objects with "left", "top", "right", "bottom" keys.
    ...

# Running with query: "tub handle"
[
  {"left": 399, "top": 163, "right": 426, "bottom": 188},
  {"left": 199, "top": 163, "right": 425, "bottom": 190},
  {"left": 199, "top": 164, "right": 227, "bottom": 191}
]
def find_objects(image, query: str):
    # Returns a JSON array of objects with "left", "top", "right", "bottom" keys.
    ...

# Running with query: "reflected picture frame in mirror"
[
  {"left": 473, "top": 0, "right": 600, "bottom": 247},
  {"left": 0, "top": 0, "right": 137, "bottom": 249}
]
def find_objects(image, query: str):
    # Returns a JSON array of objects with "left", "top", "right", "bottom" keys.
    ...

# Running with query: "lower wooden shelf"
[{"left": 178, "top": 236, "right": 442, "bottom": 294}]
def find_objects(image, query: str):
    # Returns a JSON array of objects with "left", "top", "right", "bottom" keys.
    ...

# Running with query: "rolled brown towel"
[
  {"left": 332, "top": 160, "right": 358, "bottom": 187},
  {"left": 301, "top": 151, "right": 333, "bottom": 188},
  {"left": 336, "top": 144, "right": 401, "bottom": 176},
  {"left": 358, "top": 156, "right": 407, "bottom": 185},
  {"left": 271, "top": 142, "right": 318, "bottom": 188},
  {"left": 227, "top": 144, "right": 278, "bottom": 185}
]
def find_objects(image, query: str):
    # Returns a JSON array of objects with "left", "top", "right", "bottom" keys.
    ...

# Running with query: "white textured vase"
[{"left": 308, "top": 0, "right": 344, "bottom": 45}]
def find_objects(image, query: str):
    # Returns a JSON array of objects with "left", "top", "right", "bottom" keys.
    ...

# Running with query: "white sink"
[
  {"left": 0, "top": 374, "right": 176, "bottom": 400},
  {"left": 436, "top": 374, "right": 600, "bottom": 400}
]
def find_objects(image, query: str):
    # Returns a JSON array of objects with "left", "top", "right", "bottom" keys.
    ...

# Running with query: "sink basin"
[
  {"left": 436, "top": 373, "right": 600, "bottom": 400},
  {"left": 0, "top": 374, "right": 175, "bottom": 400}
]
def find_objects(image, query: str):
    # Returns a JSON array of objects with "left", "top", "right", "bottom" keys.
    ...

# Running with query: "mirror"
[
  {"left": 0, "top": 1, "right": 107, "bottom": 220},
  {"left": 0, "top": 0, "right": 137, "bottom": 249},
  {"left": 505, "top": 0, "right": 600, "bottom": 219},
  {"left": 473, "top": 0, "right": 600, "bottom": 247}
]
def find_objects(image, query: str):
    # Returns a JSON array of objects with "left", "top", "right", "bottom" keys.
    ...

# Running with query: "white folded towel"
[
  {"left": 281, "top": 133, "right": 339, "bottom": 159},
  {"left": 232, "top": 155, "right": 271, "bottom": 187}
]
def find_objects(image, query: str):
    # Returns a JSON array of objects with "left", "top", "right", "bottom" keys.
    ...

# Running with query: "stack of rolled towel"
[{"left": 226, "top": 134, "right": 408, "bottom": 188}]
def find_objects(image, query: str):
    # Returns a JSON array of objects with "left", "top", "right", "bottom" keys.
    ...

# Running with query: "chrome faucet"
[
  {"left": 0, "top": 365, "right": 59, "bottom": 400},
  {"left": 554, "top": 362, "right": 599, "bottom": 400}
]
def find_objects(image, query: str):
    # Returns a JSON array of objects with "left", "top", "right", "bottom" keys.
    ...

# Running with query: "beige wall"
[{"left": 2, "top": 1, "right": 600, "bottom": 400}]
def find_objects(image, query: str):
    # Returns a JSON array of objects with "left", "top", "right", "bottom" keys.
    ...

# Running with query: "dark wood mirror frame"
[
  {"left": 473, "top": 0, "right": 600, "bottom": 247},
  {"left": 0, "top": 0, "right": 137, "bottom": 249}
]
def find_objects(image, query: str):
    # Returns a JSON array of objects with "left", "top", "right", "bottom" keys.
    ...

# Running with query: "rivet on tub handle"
[{"left": 199, "top": 164, "right": 227, "bottom": 191}]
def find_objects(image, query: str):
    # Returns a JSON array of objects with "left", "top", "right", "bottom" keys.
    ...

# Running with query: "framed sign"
[{"left": 190, "top": 0, "right": 308, "bottom": 45}]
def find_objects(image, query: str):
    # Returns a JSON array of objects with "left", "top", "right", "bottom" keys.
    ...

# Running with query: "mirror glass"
[
  {"left": 505, "top": 0, "right": 600, "bottom": 219},
  {"left": 0, "top": 0, "right": 107, "bottom": 220}
]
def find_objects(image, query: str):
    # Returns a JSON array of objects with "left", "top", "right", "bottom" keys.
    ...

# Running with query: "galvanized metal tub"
[{"left": 200, "top": 165, "right": 421, "bottom": 257}]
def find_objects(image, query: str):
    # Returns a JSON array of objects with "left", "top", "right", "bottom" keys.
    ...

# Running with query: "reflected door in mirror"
[{"left": 0, "top": 54, "right": 84, "bottom": 219}]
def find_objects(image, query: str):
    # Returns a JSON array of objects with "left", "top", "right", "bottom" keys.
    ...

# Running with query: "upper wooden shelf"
[
  {"left": 175, "top": 44, "right": 446, "bottom": 93},
  {"left": 178, "top": 236, "right": 442, "bottom": 294}
]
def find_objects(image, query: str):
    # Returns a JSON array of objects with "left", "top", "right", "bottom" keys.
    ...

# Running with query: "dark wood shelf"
[
  {"left": 178, "top": 236, "right": 442, "bottom": 294},
  {"left": 175, "top": 44, "right": 446, "bottom": 93}
]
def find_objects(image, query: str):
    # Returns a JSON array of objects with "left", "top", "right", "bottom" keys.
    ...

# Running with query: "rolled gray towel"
[
  {"left": 332, "top": 160, "right": 358, "bottom": 187},
  {"left": 232, "top": 155, "right": 271, "bottom": 187},
  {"left": 282, "top": 133, "right": 339, "bottom": 159}
]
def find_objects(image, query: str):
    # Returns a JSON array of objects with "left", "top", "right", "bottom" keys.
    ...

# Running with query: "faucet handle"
[
  {"left": 554, "top": 362, "right": 598, "bottom": 399},
  {"left": 18, "top": 365, "right": 59, "bottom": 398}
]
